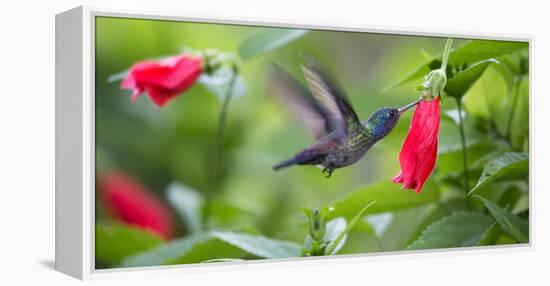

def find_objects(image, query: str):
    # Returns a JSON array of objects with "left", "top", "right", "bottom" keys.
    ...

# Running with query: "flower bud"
[
  {"left": 303, "top": 206, "right": 332, "bottom": 241},
  {"left": 310, "top": 209, "right": 326, "bottom": 241},
  {"left": 100, "top": 172, "right": 174, "bottom": 239},
  {"left": 121, "top": 54, "right": 203, "bottom": 107},
  {"left": 422, "top": 68, "right": 447, "bottom": 99}
]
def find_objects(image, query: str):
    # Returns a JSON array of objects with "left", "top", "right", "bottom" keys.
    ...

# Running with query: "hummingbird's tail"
[
  {"left": 272, "top": 158, "right": 298, "bottom": 171},
  {"left": 273, "top": 149, "right": 326, "bottom": 171}
]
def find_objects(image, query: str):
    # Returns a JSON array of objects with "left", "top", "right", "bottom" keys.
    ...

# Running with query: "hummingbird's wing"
[
  {"left": 266, "top": 63, "right": 333, "bottom": 139},
  {"left": 301, "top": 58, "right": 360, "bottom": 141}
]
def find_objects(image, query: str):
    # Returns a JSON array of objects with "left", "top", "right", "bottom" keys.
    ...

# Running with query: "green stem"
[
  {"left": 455, "top": 98, "right": 470, "bottom": 194},
  {"left": 441, "top": 38, "right": 453, "bottom": 72},
  {"left": 203, "top": 69, "right": 238, "bottom": 224},
  {"left": 506, "top": 75, "right": 523, "bottom": 140},
  {"left": 374, "top": 236, "right": 386, "bottom": 252},
  {"left": 422, "top": 38, "right": 453, "bottom": 99}
]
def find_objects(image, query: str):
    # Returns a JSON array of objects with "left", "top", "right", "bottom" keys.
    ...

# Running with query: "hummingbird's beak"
[{"left": 398, "top": 99, "right": 421, "bottom": 115}]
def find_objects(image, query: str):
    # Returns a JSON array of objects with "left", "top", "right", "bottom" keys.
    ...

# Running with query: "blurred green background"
[{"left": 95, "top": 16, "right": 529, "bottom": 268}]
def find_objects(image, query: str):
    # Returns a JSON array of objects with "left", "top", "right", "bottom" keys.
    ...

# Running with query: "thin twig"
[
  {"left": 203, "top": 69, "right": 238, "bottom": 224},
  {"left": 455, "top": 98, "right": 470, "bottom": 194}
]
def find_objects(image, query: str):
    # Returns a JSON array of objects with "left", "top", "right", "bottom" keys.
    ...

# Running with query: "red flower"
[
  {"left": 392, "top": 97, "right": 440, "bottom": 193},
  {"left": 100, "top": 172, "right": 174, "bottom": 239},
  {"left": 121, "top": 55, "right": 203, "bottom": 107}
]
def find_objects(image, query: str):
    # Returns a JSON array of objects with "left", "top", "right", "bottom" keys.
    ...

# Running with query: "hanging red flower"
[
  {"left": 392, "top": 97, "right": 440, "bottom": 193},
  {"left": 100, "top": 172, "right": 174, "bottom": 239},
  {"left": 121, "top": 55, "right": 203, "bottom": 107}
]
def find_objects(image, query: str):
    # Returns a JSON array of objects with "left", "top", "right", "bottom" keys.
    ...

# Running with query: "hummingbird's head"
[
  {"left": 366, "top": 100, "right": 420, "bottom": 140},
  {"left": 367, "top": 108, "right": 401, "bottom": 139}
]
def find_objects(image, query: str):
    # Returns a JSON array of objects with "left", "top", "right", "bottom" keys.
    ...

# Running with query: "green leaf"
[
  {"left": 239, "top": 29, "right": 308, "bottom": 60},
  {"left": 383, "top": 40, "right": 527, "bottom": 91},
  {"left": 122, "top": 233, "right": 213, "bottom": 267},
  {"left": 407, "top": 212, "right": 494, "bottom": 250},
  {"left": 445, "top": 59, "right": 497, "bottom": 98},
  {"left": 321, "top": 217, "right": 346, "bottom": 252},
  {"left": 495, "top": 233, "right": 518, "bottom": 245},
  {"left": 95, "top": 223, "right": 164, "bottom": 267},
  {"left": 166, "top": 183, "right": 203, "bottom": 234},
  {"left": 437, "top": 119, "right": 485, "bottom": 155},
  {"left": 468, "top": 152, "right": 529, "bottom": 195},
  {"left": 419, "top": 48, "right": 434, "bottom": 61},
  {"left": 121, "top": 231, "right": 301, "bottom": 267},
  {"left": 476, "top": 222, "right": 501, "bottom": 246},
  {"left": 167, "top": 233, "right": 248, "bottom": 265},
  {"left": 513, "top": 193, "right": 529, "bottom": 215},
  {"left": 197, "top": 68, "right": 247, "bottom": 100},
  {"left": 474, "top": 196, "right": 529, "bottom": 243},
  {"left": 510, "top": 78, "right": 529, "bottom": 148},
  {"left": 365, "top": 213, "right": 392, "bottom": 237},
  {"left": 404, "top": 200, "right": 469, "bottom": 248},
  {"left": 325, "top": 201, "right": 375, "bottom": 255},
  {"left": 201, "top": 258, "right": 245, "bottom": 263},
  {"left": 382, "top": 205, "right": 437, "bottom": 251},
  {"left": 210, "top": 231, "right": 301, "bottom": 259},
  {"left": 447, "top": 40, "right": 526, "bottom": 67},
  {"left": 107, "top": 69, "right": 128, "bottom": 83},
  {"left": 329, "top": 180, "right": 439, "bottom": 221},
  {"left": 463, "top": 66, "right": 510, "bottom": 134}
]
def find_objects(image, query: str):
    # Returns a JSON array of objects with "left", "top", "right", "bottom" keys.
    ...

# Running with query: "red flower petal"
[
  {"left": 100, "top": 172, "right": 174, "bottom": 239},
  {"left": 392, "top": 97, "right": 440, "bottom": 193},
  {"left": 144, "top": 85, "right": 183, "bottom": 107},
  {"left": 121, "top": 55, "right": 203, "bottom": 107}
]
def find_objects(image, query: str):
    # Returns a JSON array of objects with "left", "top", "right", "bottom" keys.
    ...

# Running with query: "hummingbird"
[{"left": 267, "top": 58, "right": 419, "bottom": 178}]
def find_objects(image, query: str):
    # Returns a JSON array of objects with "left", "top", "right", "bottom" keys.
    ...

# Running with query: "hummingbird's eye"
[{"left": 389, "top": 110, "right": 396, "bottom": 117}]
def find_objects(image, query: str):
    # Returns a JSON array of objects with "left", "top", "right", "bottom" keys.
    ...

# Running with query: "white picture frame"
[{"left": 55, "top": 5, "right": 533, "bottom": 280}]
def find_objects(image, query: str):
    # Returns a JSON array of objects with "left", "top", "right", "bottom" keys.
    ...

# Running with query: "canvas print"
[{"left": 94, "top": 16, "right": 530, "bottom": 269}]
